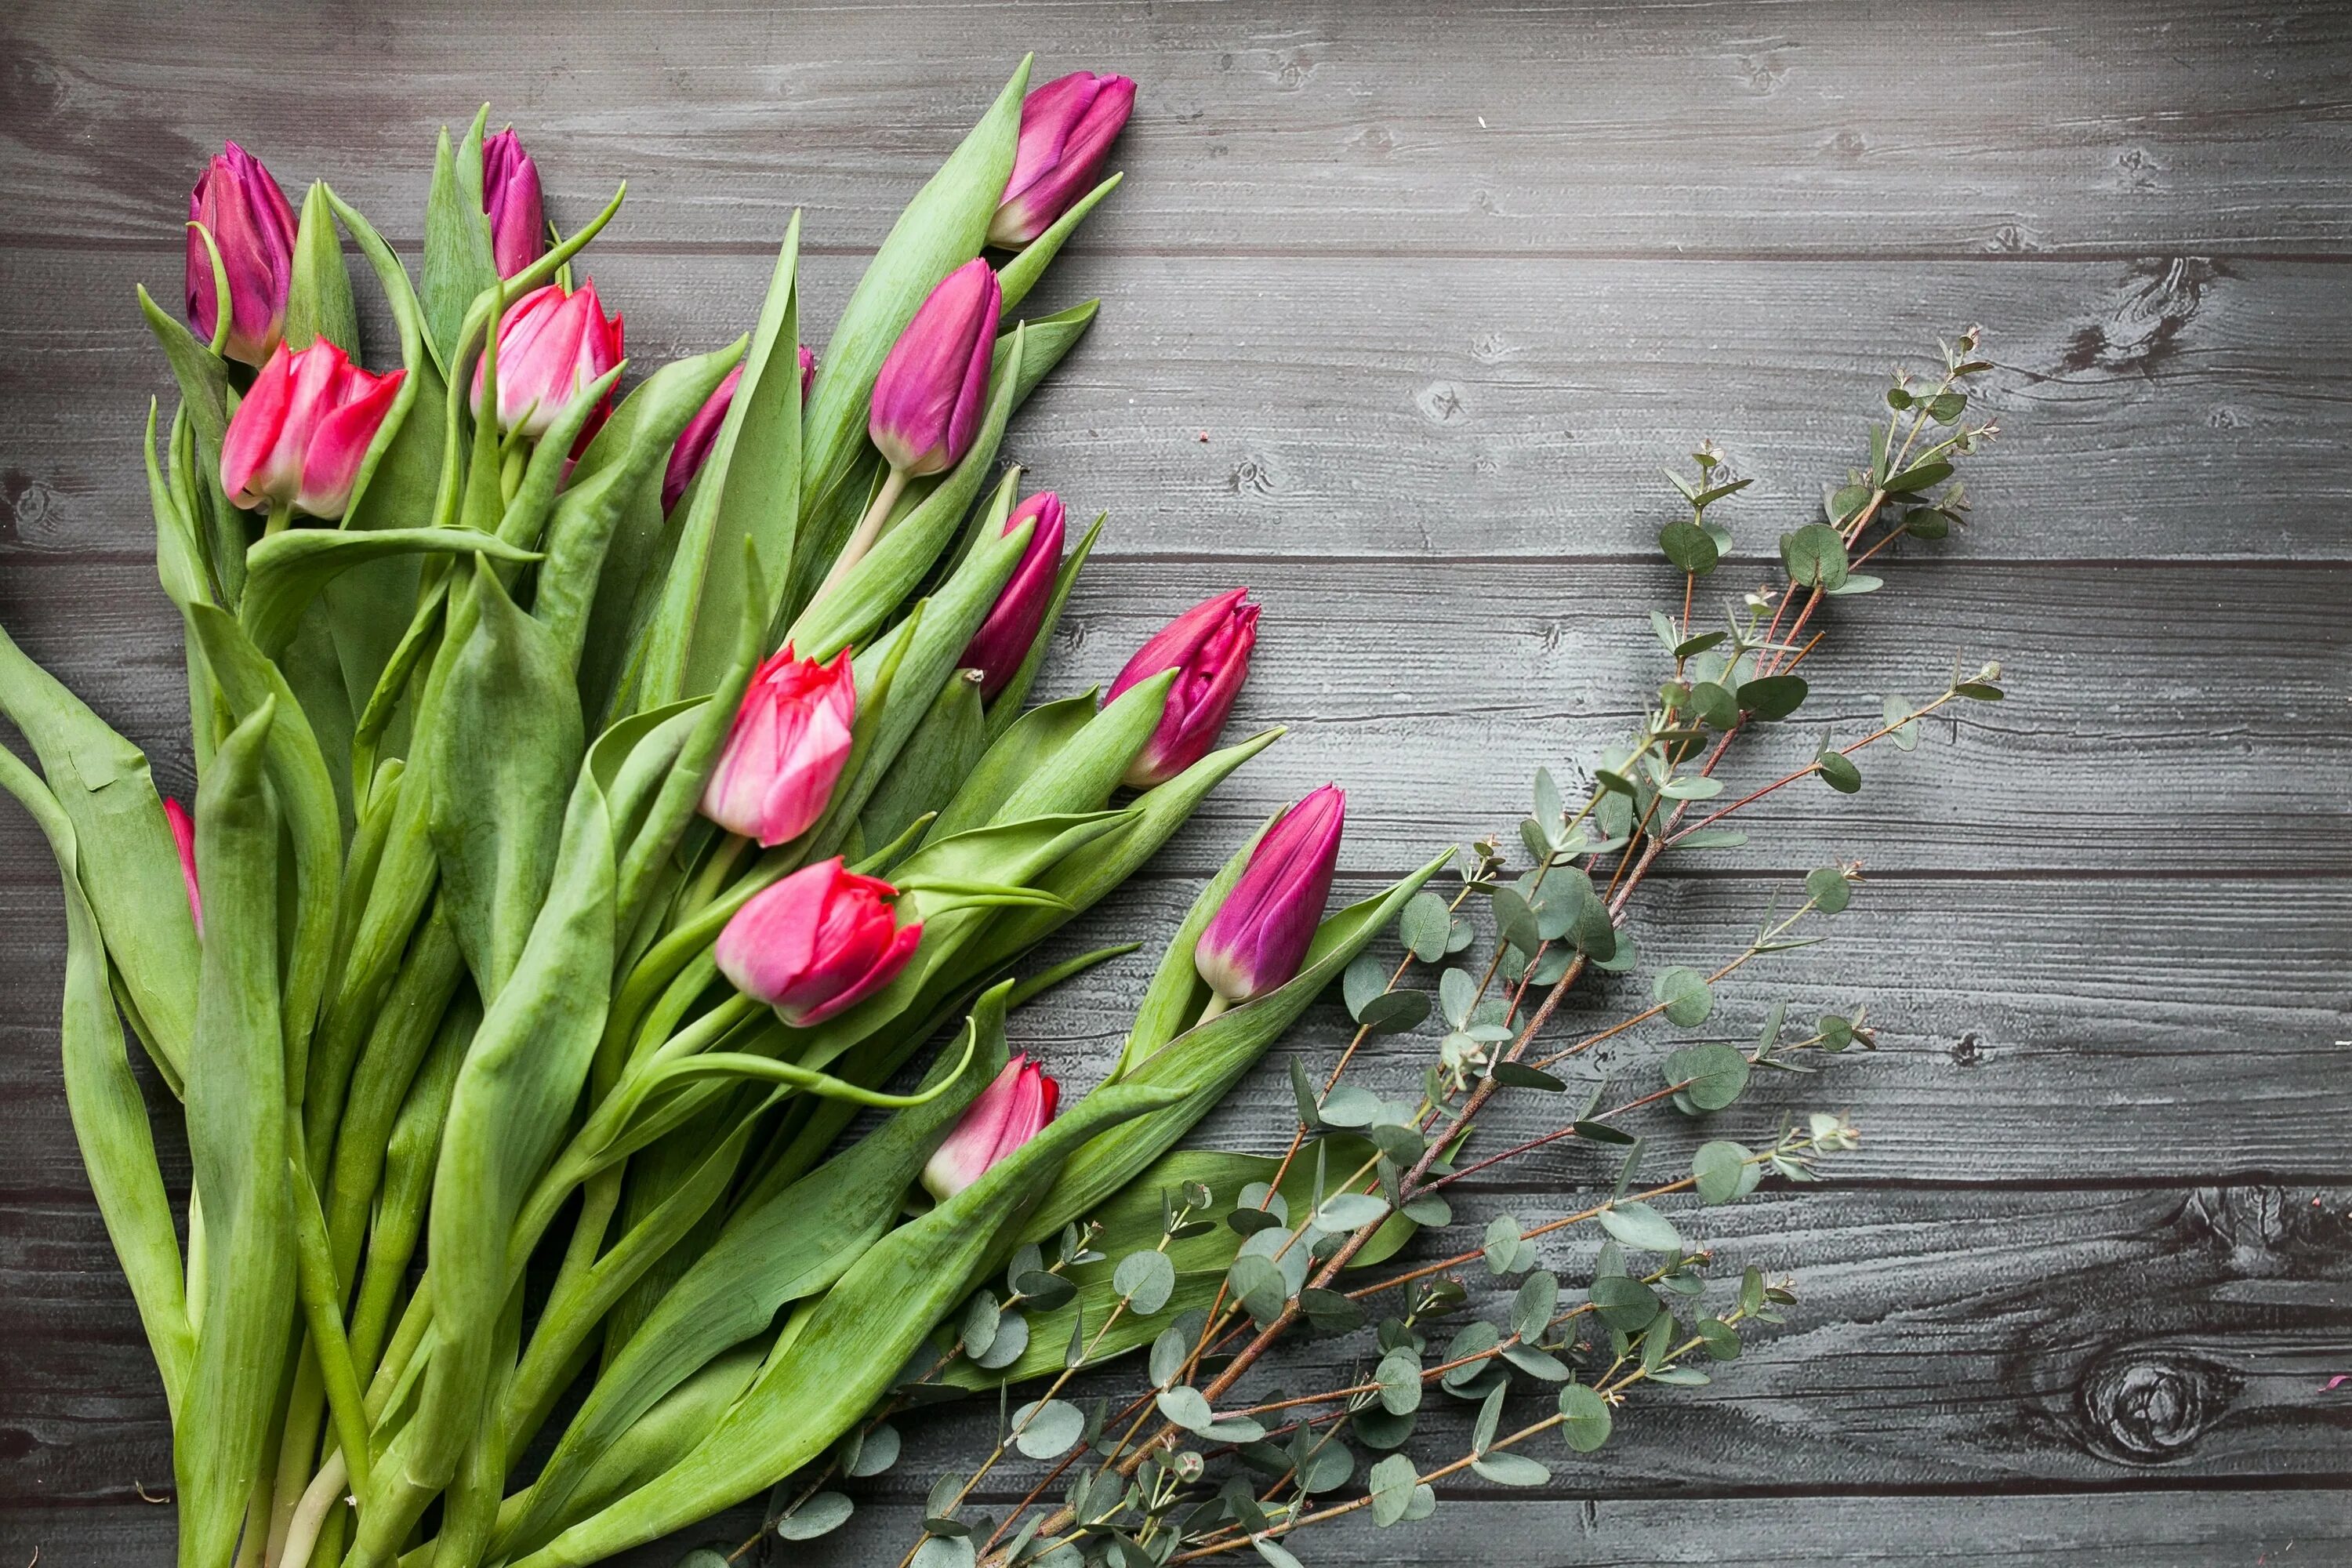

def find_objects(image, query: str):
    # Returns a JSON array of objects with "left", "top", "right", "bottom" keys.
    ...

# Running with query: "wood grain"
[{"left": 5, "top": 0, "right": 2350, "bottom": 258}]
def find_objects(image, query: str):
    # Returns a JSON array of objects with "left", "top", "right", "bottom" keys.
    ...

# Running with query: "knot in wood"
[{"left": 2076, "top": 1348, "right": 2237, "bottom": 1461}]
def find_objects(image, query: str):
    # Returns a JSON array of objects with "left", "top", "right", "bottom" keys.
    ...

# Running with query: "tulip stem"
[
  {"left": 264, "top": 502, "right": 295, "bottom": 538},
  {"left": 1196, "top": 992, "right": 1233, "bottom": 1026},
  {"left": 815, "top": 465, "right": 911, "bottom": 604},
  {"left": 682, "top": 833, "right": 750, "bottom": 916}
]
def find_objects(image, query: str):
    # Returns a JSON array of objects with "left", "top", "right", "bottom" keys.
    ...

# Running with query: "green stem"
[
  {"left": 265, "top": 501, "right": 295, "bottom": 537},
  {"left": 812, "top": 465, "right": 910, "bottom": 604}
]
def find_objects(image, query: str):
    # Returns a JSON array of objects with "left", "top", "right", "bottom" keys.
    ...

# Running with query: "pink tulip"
[
  {"left": 1194, "top": 786, "right": 1345, "bottom": 1007},
  {"left": 472, "top": 279, "right": 625, "bottom": 445},
  {"left": 699, "top": 645, "right": 857, "bottom": 846},
  {"left": 959, "top": 491, "right": 1066, "bottom": 699},
  {"left": 481, "top": 128, "right": 546, "bottom": 278},
  {"left": 1105, "top": 588, "right": 1259, "bottom": 788},
  {"left": 163, "top": 797, "right": 202, "bottom": 938},
  {"left": 920, "top": 1054, "right": 1059, "bottom": 1202},
  {"left": 186, "top": 142, "right": 299, "bottom": 367},
  {"left": 716, "top": 858, "right": 923, "bottom": 1027},
  {"left": 662, "top": 346, "right": 815, "bottom": 514},
  {"left": 869, "top": 259, "right": 1000, "bottom": 479},
  {"left": 989, "top": 72, "right": 1137, "bottom": 249},
  {"left": 219, "top": 340, "right": 405, "bottom": 521}
]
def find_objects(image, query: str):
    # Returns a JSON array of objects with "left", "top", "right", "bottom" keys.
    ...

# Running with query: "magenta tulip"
[
  {"left": 164, "top": 797, "right": 202, "bottom": 938},
  {"left": 662, "top": 346, "right": 815, "bottom": 514},
  {"left": 472, "top": 279, "right": 625, "bottom": 445},
  {"left": 1105, "top": 588, "right": 1260, "bottom": 788},
  {"left": 219, "top": 339, "right": 405, "bottom": 523},
  {"left": 920, "top": 1054, "right": 1059, "bottom": 1202},
  {"left": 716, "top": 858, "right": 923, "bottom": 1027},
  {"left": 959, "top": 491, "right": 1067, "bottom": 699},
  {"left": 699, "top": 645, "right": 857, "bottom": 847},
  {"left": 186, "top": 142, "right": 298, "bottom": 367},
  {"left": 990, "top": 72, "right": 1137, "bottom": 249},
  {"left": 481, "top": 128, "right": 546, "bottom": 278},
  {"left": 1194, "top": 786, "right": 1345, "bottom": 1009},
  {"left": 869, "top": 259, "right": 1000, "bottom": 479}
]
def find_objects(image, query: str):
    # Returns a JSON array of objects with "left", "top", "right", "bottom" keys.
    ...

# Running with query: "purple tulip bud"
[
  {"left": 920, "top": 1054, "right": 1059, "bottom": 1202},
  {"left": 959, "top": 491, "right": 1067, "bottom": 699},
  {"left": 869, "top": 259, "right": 1000, "bottom": 477},
  {"left": 662, "top": 346, "right": 815, "bottom": 514},
  {"left": 186, "top": 142, "right": 298, "bottom": 367},
  {"left": 1105, "top": 588, "right": 1259, "bottom": 788},
  {"left": 481, "top": 128, "right": 546, "bottom": 278},
  {"left": 1194, "top": 786, "right": 1345, "bottom": 1007},
  {"left": 990, "top": 72, "right": 1137, "bottom": 249}
]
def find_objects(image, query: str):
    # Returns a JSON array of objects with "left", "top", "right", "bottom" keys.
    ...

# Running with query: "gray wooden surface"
[{"left": 3, "top": 2, "right": 2348, "bottom": 1563}]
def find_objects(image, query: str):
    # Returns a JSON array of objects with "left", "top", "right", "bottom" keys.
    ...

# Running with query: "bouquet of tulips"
[{"left": 0, "top": 59, "right": 1446, "bottom": 1568}]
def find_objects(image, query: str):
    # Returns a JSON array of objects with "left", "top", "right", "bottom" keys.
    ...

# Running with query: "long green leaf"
[
  {"left": 0, "top": 744, "right": 191, "bottom": 1412},
  {"left": 174, "top": 699, "right": 294, "bottom": 1568},
  {"left": 422, "top": 107, "right": 498, "bottom": 372},
  {"left": 0, "top": 624, "right": 200, "bottom": 1082},
  {"left": 239, "top": 526, "right": 539, "bottom": 659}
]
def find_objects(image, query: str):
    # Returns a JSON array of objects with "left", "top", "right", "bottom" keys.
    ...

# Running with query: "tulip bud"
[
  {"left": 662, "top": 346, "right": 815, "bottom": 514},
  {"left": 869, "top": 260, "right": 1000, "bottom": 478},
  {"left": 163, "top": 797, "right": 202, "bottom": 938},
  {"left": 959, "top": 491, "right": 1067, "bottom": 699},
  {"left": 1194, "top": 786, "right": 1345, "bottom": 1008},
  {"left": 481, "top": 128, "right": 546, "bottom": 278},
  {"left": 715, "top": 858, "right": 923, "bottom": 1027},
  {"left": 699, "top": 645, "right": 857, "bottom": 846},
  {"left": 472, "top": 279, "right": 625, "bottom": 444},
  {"left": 1105, "top": 588, "right": 1259, "bottom": 788},
  {"left": 219, "top": 339, "right": 406, "bottom": 523},
  {"left": 920, "top": 1054, "right": 1059, "bottom": 1202},
  {"left": 990, "top": 72, "right": 1137, "bottom": 249},
  {"left": 186, "top": 142, "right": 299, "bottom": 367}
]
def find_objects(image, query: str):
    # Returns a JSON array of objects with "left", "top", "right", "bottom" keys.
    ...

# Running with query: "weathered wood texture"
[{"left": 3, "top": 0, "right": 2348, "bottom": 1563}]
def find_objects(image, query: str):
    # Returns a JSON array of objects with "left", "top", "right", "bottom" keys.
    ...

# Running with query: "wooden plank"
[
  {"left": 4, "top": 866, "right": 2347, "bottom": 1196},
  {"left": 12, "top": 1182, "right": 2349, "bottom": 1507},
  {"left": 5, "top": 0, "right": 2351, "bottom": 258},
  {"left": 13, "top": 1487, "right": 2352, "bottom": 1568},
  {"left": 1, "top": 552, "right": 2340, "bottom": 877},
  {"left": 5, "top": 246, "right": 2349, "bottom": 563}
]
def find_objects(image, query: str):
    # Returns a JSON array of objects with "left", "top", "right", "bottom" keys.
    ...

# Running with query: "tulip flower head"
[
  {"left": 220, "top": 339, "right": 406, "bottom": 523},
  {"left": 1194, "top": 785, "right": 1345, "bottom": 1010},
  {"left": 481, "top": 128, "right": 546, "bottom": 278},
  {"left": 473, "top": 279, "right": 625, "bottom": 445},
  {"left": 869, "top": 259, "right": 1000, "bottom": 479},
  {"left": 989, "top": 72, "right": 1137, "bottom": 249},
  {"left": 716, "top": 858, "right": 923, "bottom": 1028},
  {"left": 187, "top": 141, "right": 299, "bottom": 367},
  {"left": 699, "top": 645, "right": 857, "bottom": 847},
  {"left": 163, "top": 797, "right": 202, "bottom": 938},
  {"left": 920, "top": 1054, "right": 1059, "bottom": 1202},
  {"left": 662, "top": 346, "right": 815, "bottom": 514},
  {"left": 1105, "top": 588, "right": 1259, "bottom": 788},
  {"left": 960, "top": 491, "right": 1068, "bottom": 699}
]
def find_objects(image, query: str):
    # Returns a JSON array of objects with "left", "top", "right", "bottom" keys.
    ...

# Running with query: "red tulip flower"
[
  {"left": 1105, "top": 588, "right": 1259, "bottom": 787},
  {"left": 219, "top": 339, "right": 405, "bottom": 524},
  {"left": 699, "top": 645, "right": 857, "bottom": 847},
  {"left": 1194, "top": 786, "right": 1345, "bottom": 1011},
  {"left": 959, "top": 491, "right": 1067, "bottom": 699},
  {"left": 715, "top": 858, "right": 923, "bottom": 1027},
  {"left": 473, "top": 279, "right": 624, "bottom": 445},
  {"left": 920, "top": 1054, "right": 1059, "bottom": 1201},
  {"left": 989, "top": 72, "right": 1137, "bottom": 249},
  {"left": 186, "top": 142, "right": 298, "bottom": 368}
]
